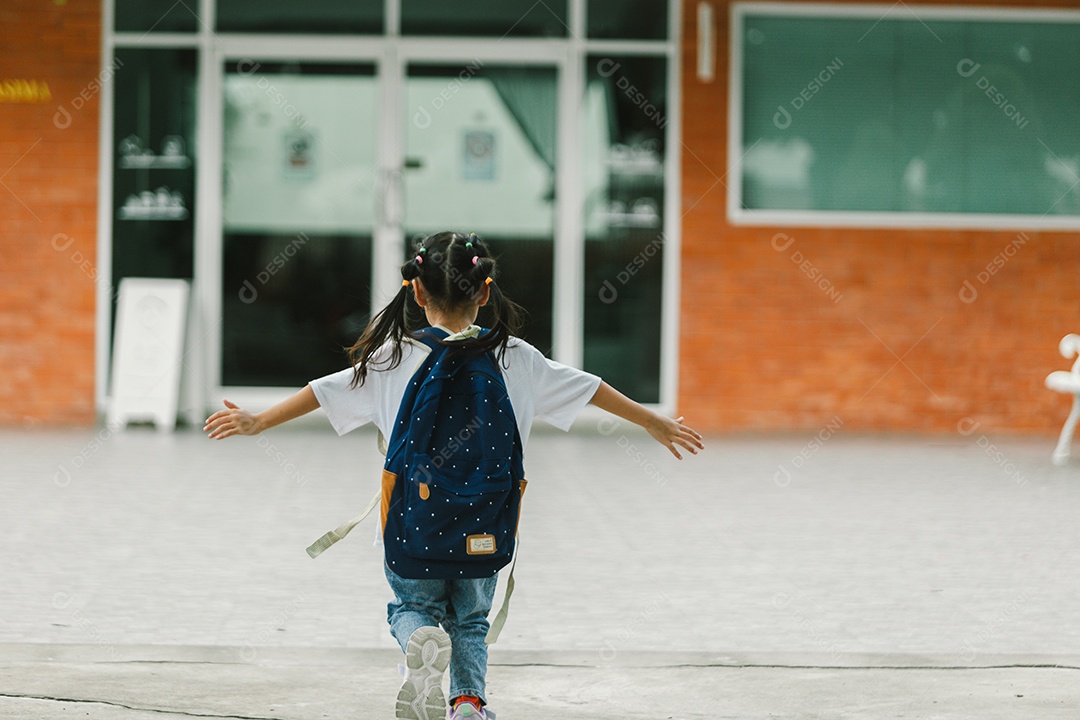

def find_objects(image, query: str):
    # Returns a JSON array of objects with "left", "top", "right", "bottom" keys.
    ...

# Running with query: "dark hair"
[{"left": 347, "top": 231, "right": 523, "bottom": 388}]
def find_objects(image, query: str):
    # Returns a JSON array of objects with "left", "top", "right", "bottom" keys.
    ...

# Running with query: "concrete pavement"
[
  {"left": 2, "top": 419, "right": 1078, "bottom": 718},
  {"left": 0, "top": 643, "right": 1076, "bottom": 719}
]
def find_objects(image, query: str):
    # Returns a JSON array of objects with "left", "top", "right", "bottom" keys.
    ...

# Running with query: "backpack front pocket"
[{"left": 401, "top": 456, "right": 518, "bottom": 564}]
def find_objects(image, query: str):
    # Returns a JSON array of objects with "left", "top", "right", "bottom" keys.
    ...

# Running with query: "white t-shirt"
[{"left": 309, "top": 327, "right": 601, "bottom": 449}]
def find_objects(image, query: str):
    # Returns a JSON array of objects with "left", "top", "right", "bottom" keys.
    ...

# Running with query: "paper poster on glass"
[
  {"left": 285, "top": 129, "right": 316, "bottom": 180},
  {"left": 463, "top": 130, "right": 495, "bottom": 180}
]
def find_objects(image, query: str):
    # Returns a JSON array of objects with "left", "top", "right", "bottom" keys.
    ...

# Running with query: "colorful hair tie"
[
  {"left": 402, "top": 279, "right": 410, "bottom": 287},
  {"left": 484, "top": 277, "right": 494, "bottom": 285},
  {"left": 471, "top": 256, "right": 479, "bottom": 265},
  {"left": 414, "top": 254, "right": 423, "bottom": 264}
]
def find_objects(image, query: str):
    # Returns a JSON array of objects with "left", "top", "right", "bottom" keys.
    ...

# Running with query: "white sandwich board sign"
[{"left": 107, "top": 278, "right": 190, "bottom": 431}]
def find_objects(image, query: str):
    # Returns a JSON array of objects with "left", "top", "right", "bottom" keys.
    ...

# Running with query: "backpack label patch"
[{"left": 466, "top": 534, "right": 496, "bottom": 555}]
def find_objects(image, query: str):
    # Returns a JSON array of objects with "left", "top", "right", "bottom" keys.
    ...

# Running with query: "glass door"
[
  {"left": 402, "top": 62, "right": 558, "bottom": 355},
  {"left": 219, "top": 61, "right": 379, "bottom": 386}
]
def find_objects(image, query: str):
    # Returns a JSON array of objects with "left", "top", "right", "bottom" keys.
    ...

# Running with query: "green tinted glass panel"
[
  {"left": 402, "top": 0, "right": 567, "bottom": 37},
  {"left": 587, "top": 0, "right": 668, "bottom": 40},
  {"left": 221, "top": 63, "right": 377, "bottom": 386},
  {"left": 741, "top": 15, "right": 1080, "bottom": 216},
  {"left": 112, "top": 48, "right": 197, "bottom": 317},
  {"left": 216, "top": 0, "right": 383, "bottom": 34},
  {"left": 221, "top": 234, "right": 372, "bottom": 385},
  {"left": 582, "top": 56, "right": 667, "bottom": 403},
  {"left": 404, "top": 64, "right": 558, "bottom": 355},
  {"left": 115, "top": 0, "right": 198, "bottom": 32}
]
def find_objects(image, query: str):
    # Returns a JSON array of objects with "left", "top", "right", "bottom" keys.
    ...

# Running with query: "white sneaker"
[{"left": 396, "top": 626, "right": 452, "bottom": 720}]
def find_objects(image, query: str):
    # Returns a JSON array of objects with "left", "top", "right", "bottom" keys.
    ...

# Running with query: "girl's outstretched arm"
[
  {"left": 589, "top": 381, "right": 704, "bottom": 459},
  {"left": 204, "top": 384, "right": 320, "bottom": 440}
]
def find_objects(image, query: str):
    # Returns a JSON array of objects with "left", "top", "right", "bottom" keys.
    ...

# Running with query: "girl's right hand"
[{"left": 204, "top": 399, "right": 263, "bottom": 439}]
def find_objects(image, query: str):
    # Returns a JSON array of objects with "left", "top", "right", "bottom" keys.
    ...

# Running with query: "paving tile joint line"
[{"left": 0, "top": 692, "right": 279, "bottom": 720}]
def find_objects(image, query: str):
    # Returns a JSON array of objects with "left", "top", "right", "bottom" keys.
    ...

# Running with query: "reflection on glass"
[
  {"left": 741, "top": 16, "right": 1080, "bottom": 216},
  {"left": 115, "top": 0, "right": 198, "bottom": 32},
  {"left": 404, "top": 64, "right": 557, "bottom": 355},
  {"left": 402, "top": 0, "right": 567, "bottom": 37},
  {"left": 583, "top": 56, "right": 666, "bottom": 403},
  {"left": 216, "top": 0, "right": 383, "bottom": 34},
  {"left": 221, "top": 63, "right": 376, "bottom": 386},
  {"left": 112, "top": 49, "right": 197, "bottom": 340},
  {"left": 587, "top": 0, "right": 668, "bottom": 40},
  {"left": 221, "top": 234, "right": 372, "bottom": 385}
]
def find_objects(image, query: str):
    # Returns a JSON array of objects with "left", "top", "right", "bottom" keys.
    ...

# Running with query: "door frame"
[{"left": 203, "top": 38, "right": 582, "bottom": 411}]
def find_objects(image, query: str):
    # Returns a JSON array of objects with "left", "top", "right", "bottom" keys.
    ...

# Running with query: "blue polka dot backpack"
[{"left": 378, "top": 327, "right": 526, "bottom": 580}]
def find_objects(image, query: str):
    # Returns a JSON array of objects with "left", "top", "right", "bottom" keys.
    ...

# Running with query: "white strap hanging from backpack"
[
  {"left": 306, "top": 496, "right": 519, "bottom": 644},
  {"left": 305, "top": 489, "right": 382, "bottom": 559},
  {"left": 304, "top": 431, "right": 389, "bottom": 558}
]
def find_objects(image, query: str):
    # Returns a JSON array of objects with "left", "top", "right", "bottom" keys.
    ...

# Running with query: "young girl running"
[{"left": 204, "top": 231, "right": 703, "bottom": 720}]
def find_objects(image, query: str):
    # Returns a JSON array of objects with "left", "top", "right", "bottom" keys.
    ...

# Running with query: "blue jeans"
[{"left": 384, "top": 564, "right": 498, "bottom": 704}]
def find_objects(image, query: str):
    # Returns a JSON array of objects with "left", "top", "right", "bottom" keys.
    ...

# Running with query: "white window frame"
[
  {"left": 728, "top": 2, "right": 1080, "bottom": 231},
  {"left": 96, "top": 0, "right": 681, "bottom": 421}
]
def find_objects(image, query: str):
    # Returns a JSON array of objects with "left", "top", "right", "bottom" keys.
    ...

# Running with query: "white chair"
[{"left": 1045, "top": 334, "right": 1080, "bottom": 465}]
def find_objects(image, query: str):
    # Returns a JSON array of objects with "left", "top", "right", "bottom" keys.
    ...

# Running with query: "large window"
[
  {"left": 111, "top": 49, "right": 197, "bottom": 339},
  {"left": 731, "top": 4, "right": 1080, "bottom": 227},
  {"left": 582, "top": 56, "right": 667, "bottom": 402},
  {"left": 216, "top": 0, "right": 383, "bottom": 34},
  {"left": 102, "top": 0, "right": 678, "bottom": 413},
  {"left": 115, "top": 0, "right": 198, "bottom": 33},
  {"left": 402, "top": 0, "right": 568, "bottom": 37}
]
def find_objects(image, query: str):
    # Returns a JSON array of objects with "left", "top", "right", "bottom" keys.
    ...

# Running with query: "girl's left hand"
[
  {"left": 204, "top": 399, "right": 262, "bottom": 439},
  {"left": 646, "top": 414, "right": 704, "bottom": 460}
]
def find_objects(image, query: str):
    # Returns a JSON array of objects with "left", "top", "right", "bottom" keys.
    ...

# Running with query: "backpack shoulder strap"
[
  {"left": 383, "top": 333, "right": 451, "bottom": 464},
  {"left": 410, "top": 326, "right": 448, "bottom": 350}
]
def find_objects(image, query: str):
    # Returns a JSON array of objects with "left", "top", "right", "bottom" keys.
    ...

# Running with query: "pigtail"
[
  {"left": 480, "top": 274, "right": 524, "bottom": 367},
  {"left": 347, "top": 257, "right": 424, "bottom": 388},
  {"left": 456, "top": 237, "right": 523, "bottom": 366}
]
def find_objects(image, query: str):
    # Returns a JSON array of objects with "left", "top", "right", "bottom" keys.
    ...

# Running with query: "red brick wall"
[
  {"left": 1, "top": 0, "right": 1077, "bottom": 434},
  {"left": 0, "top": 1, "right": 100, "bottom": 425},
  {"left": 679, "top": 0, "right": 1080, "bottom": 434}
]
